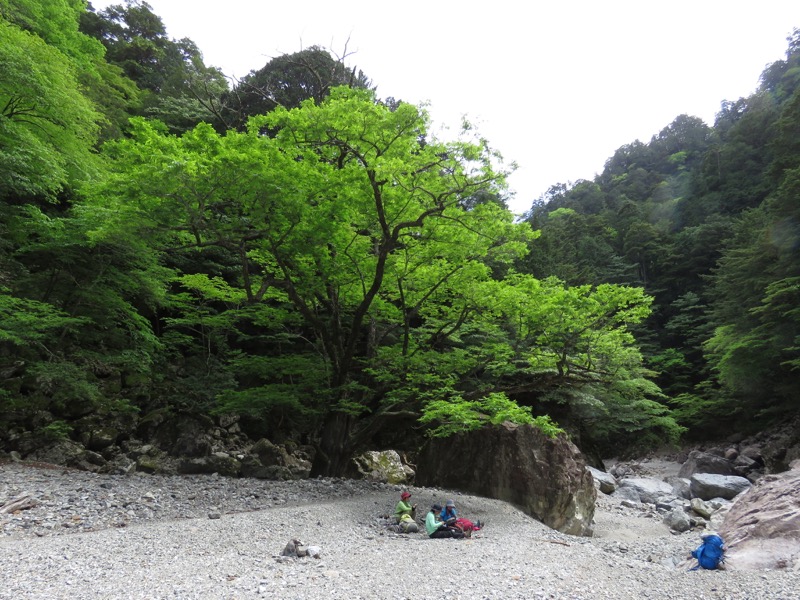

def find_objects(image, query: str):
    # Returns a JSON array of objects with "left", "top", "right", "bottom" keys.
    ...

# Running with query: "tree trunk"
[{"left": 310, "top": 412, "right": 355, "bottom": 477}]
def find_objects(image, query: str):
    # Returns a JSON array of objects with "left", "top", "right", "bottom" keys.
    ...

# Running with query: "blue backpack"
[{"left": 690, "top": 534, "right": 725, "bottom": 570}]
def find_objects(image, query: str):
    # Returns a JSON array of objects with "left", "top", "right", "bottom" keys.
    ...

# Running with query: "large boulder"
[
  {"left": 614, "top": 477, "right": 675, "bottom": 504},
  {"left": 416, "top": 422, "right": 595, "bottom": 536},
  {"left": 586, "top": 466, "right": 616, "bottom": 494},
  {"left": 665, "top": 476, "right": 692, "bottom": 500},
  {"left": 690, "top": 473, "right": 751, "bottom": 500},
  {"left": 719, "top": 461, "right": 800, "bottom": 570},
  {"left": 663, "top": 508, "right": 691, "bottom": 533},
  {"left": 351, "top": 450, "right": 414, "bottom": 484},
  {"left": 678, "top": 450, "right": 737, "bottom": 478}
]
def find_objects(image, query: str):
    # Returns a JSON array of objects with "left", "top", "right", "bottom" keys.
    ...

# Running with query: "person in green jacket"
[
  {"left": 393, "top": 491, "right": 419, "bottom": 532},
  {"left": 394, "top": 491, "right": 416, "bottom": 523},
  {"left": 425, "top": 503, "right": 464, "bottom": 539}
]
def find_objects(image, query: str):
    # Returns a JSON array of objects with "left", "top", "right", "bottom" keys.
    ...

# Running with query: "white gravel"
[{"left": 1, "top": 462, "right": 798, "bottom": 599}]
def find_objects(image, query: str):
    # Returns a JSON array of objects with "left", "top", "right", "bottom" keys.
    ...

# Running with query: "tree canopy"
[{"left": 4, "top": 0, "right": 792, "bottom": 472}]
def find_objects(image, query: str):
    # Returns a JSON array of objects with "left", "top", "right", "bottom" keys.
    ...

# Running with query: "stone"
[
  {"left": 733, "top": 454, "right": 758, "bottom": 476},
  {"left": 217, "top": 413, "right": 240, "bottom": 429},
  {"left": 239, "top": 455, "right": 297, "bottom": 480},
  {"left": 678, "top": 450, "right": 737, "bottom": 478},
  {"left": 27, "top": 440, "right": 90, "bottom": 470},
  {"left": 666, "top": 476, "right": 691, "bottom": 499},
  {"left": 249, "top": 439, "right": 311, "bottom": 479},
  {"left": 416, "top": 422, "right": 595, "bottom": 536},
  {"left": 86, "top": 427, "right": 120, "bottom": 451},
  {"left": 739, "top": 445, "right": 763, "bottom": 462},
  {"left": 281, "top": 539, "right": 300, "bottom": 557},
  {"left": 690, "top": 497, "right": 714, "bottom": 519},
  {"left": 611, "top": 485, "right": 642, "bottom": 504},
  {"left": 586, "top": 466, "right": 616, "bottom": 494},
  {"left": 690, "top": 473, "right": 751, "bottom": 501},
  {"left": 178, "top": 453, "right": 241, "bottom": 477},
  {"left": 719, "top": 462, "right": 800, "bottom": 570},
  {"left": 351, "top": 450, "right": 412, "bottom": 484},
  {"left": 138, "top": 410, "right": 215, "bottom": 458},
  {"left": 615, "top": 478, "right": 675, "bottom": 505},
  {"left": 663, "top": 508, "right": 691, "bottom": 533},
  {"left": 136, "top": 454, "right": 177, "bottom": 475}
]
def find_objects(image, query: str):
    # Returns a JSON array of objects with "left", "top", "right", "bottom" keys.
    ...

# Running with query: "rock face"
[
  {"left": 416, "top": 422, "right": 595, "bottom": 536},
  {"left": 719, "top": 461, "right": 800, "bottom": 570}
]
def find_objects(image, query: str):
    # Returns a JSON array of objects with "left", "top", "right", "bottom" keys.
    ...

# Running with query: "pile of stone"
[{"left": 589, "top": 448, "right": 758, "bottom": 534}]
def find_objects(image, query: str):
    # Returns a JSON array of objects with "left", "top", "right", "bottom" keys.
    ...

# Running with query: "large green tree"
[{"left": 90, "top": 87, "right": 671, "bottom": 471}]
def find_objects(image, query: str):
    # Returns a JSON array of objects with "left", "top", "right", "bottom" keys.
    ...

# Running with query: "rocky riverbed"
[{"left": 1, "top": 461, "right": 798, "bottom": 599}]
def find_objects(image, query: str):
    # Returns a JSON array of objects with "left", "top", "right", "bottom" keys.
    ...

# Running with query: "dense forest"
[{"left": 1, "top": 0, "right": 798, "bottom": 475}]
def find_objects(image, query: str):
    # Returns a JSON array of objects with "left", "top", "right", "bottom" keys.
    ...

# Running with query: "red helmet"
[{"left": 400, "top": 491, "right": 411, "bottom": 500}]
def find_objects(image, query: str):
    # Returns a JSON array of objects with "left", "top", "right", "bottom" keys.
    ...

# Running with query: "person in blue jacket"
[{"left": 440, "top": 499, "right": 482, "bottom": 534}]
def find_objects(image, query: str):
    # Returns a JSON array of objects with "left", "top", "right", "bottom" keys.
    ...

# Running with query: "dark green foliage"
[
  {"left": 80, "top": 0, "right": 229, "bottom": 133},
  {"left": 520, "top": 28, "right": 800, "bottom": 443},
  {"left": 4, "top": 0, "right": 796, "bottom": 468},
  {"left": 226, "top": 46, "right": 373, "bottom": 129}
]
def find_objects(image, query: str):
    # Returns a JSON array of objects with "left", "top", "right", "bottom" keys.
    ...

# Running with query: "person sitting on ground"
[
  {"left": 393, "top": 491, "right": 419, "bottom": 533},
  {"left": 394, "top": 491, "right": 416, "bottom": 523},
  {"left": 425, "top": 503, "right": 464, "bottom": 539},
  {"left": 439, "top": 499, "right": 482, "bottom": 535}
]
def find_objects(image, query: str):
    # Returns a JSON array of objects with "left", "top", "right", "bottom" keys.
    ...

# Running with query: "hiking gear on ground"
[
  {"left": 399, "top": 517, "right": 419, "bottom": 533},
  {"left": 690, "top": 533, "right": 726, "bottom": 570}
]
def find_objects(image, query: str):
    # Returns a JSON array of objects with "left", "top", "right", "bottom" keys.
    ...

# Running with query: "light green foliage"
[
  {"left": 420, "top": 393, "right": 532, "bottom": 437},
  {"left": 420, "top": 393, "right": 565, "bottom": 439},
  {"left": 0, "top": 286, "right": 89, "bottom": 345},
  {"left": 1, "top": 0, "right": 104, "bottom": 63},
  {"left": 491, "top": 275, "right": 653, "bottom": 377},
  {"left": 0, "top": 21, "right": 101, "bottom": 199},
  {"left": 39, "top": 419, "right": 73, "bottom": 441}
]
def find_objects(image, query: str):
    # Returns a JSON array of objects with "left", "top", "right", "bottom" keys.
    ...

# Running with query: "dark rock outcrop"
[
  {"left": 250, "top": 438, "right": 311, "bottom": 479},
  {"left": 178, "top": 452, "right": 241, "bottom": 477},
  {"left": 719, "top": 461, "right": 800, "bottom": 570},
  {"left": 416, "top": 422, "right": 595, "bottom": 536},
  {"left": 678, "top": 450, "right": 738, "bottom": 478}
]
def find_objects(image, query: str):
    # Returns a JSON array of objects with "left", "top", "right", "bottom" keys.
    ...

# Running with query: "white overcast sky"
[{"left": 91, "top": 1, "right": 798, "bottom": 214}]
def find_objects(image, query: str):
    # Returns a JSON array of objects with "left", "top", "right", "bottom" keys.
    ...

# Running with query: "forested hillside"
[
  {"left": 1, "top": 1, "right": 797, "bottom": 474},
  {"left": 523, "top": 29, "right": 800, "bottom": 439}
]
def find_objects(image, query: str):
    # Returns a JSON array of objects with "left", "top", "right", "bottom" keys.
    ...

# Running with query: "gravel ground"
[{"left": 1, "top": 461, "right": 798, "bottom": 599}]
